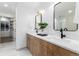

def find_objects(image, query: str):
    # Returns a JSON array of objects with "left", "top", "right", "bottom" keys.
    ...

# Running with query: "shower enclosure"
[{"left": 0, "top": 16, "right": 13, "bottom": 43}]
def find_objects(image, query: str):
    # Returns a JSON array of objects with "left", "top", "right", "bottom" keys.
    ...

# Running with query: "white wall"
[{"left": 16, "top": 7, "right": 35, "bottom": 49}]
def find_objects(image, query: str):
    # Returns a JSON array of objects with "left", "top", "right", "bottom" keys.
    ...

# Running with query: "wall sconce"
[{"left": 37, "top": 9, "right": 45, "bottom": 15}]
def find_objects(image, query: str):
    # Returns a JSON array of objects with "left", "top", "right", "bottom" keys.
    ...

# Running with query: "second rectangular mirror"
[{"left": 53, "top": 2, "right": 78, "bottom": 31}]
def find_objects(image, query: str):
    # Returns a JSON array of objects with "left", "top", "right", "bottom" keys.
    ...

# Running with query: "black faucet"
[
  {"left": 60, "top": 28, "right": 66, "bottom": 38},
  {"left": 64, "top": 28, "right": 68, "bottom": 31}
]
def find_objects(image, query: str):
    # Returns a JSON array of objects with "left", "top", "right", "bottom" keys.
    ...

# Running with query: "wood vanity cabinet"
[
  {"left": 27, "top": 34, "right": 79, "bottom": 56},
  {"left": 27, "top": 34, "right": 40, "bottom": 56},
  {"left": 27, "top": 34, "right": 48, "bottom": 56},
  {"left": 39, "top": 39, "right": 48, "bottom": 56},
  {"left": 47, "top": 43, "right": 60, "bottom": 56},
  {"left": 47, "top": 43, "right": 79, "bottom": 56},
  {"left": 58, "top": 47, "right": 79, "bottom": 56}
]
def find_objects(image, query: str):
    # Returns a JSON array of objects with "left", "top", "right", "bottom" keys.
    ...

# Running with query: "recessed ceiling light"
[
  {"left": 4, "top": 4, "right": 8, "bottom": 7},
  {"left": 1, "top": 17, "right": 8, "bottom": 21}
]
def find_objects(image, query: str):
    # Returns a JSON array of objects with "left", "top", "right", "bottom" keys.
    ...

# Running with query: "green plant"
[{"left": 38, "top": 22, "right": 48, "bottom": 31}]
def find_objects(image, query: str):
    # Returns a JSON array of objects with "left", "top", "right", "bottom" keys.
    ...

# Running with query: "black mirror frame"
[
  {"left": 53, "top": 2, "right": 78, "bottom": 31},
  {"left": 35, "top": 13, "right": 42, "bottom": 30}
]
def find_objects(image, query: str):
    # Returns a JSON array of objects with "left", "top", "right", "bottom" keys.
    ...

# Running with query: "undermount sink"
[
  {"left": 45, "top": 35, "right": 71, "bottom": 43},
  {"left": 45, "top": 35, "right": 60, "bottom": 39}
]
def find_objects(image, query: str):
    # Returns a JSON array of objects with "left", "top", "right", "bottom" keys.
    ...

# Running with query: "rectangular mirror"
[
  {"left": 53, "top": 2, "right": 78, "bottom": 31},
  {"left": 35, "top": 14, "right": 42, "bottom": 30}
]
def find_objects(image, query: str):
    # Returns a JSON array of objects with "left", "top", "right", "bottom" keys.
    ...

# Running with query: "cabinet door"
[
  {"left": 32, "top": 37, "right": 40, "bottom": 56},
  {"left": 58, "top": 47, "right": 79, "bottom": 56},
  {"left": 47, "top": 43, "right": 60, "bottom": 56},
  {"left": 28, "top": 35, "right": 33, "bottom": 53},
  {"left": 39, "top": 39, "right": 48, "bottom": 56},
  {"left": 27, "top": 34, "right": 40, "bottom": 56}
]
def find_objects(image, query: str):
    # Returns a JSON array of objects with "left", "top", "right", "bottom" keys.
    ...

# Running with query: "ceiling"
[{"left": 0, "top": 2, "right": 53, "bottom": 17}]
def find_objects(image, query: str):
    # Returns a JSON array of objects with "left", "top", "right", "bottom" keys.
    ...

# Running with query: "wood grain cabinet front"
[
  {"left": 27, "top": 34, "right": 40, "bottom": 56},
  {"left": 58, "top": 47, "right": 79, "bottom": 56},
  {"left": 27, "top": 34, "right": 79, "bottom": 56},
  {"left": 47, "top": 43, "right": 60, "bottom": 56},
  {"left": 39, "top": 39, "right": 48, "bottom": 56}
]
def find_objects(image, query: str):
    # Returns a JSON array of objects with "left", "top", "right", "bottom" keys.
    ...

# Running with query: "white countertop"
[{"left": 27, "top": 33, "right": 79, "bottom": 54}]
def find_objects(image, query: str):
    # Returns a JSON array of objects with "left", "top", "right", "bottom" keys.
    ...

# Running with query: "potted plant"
[{"left": 38, "top": 22, "right": 48, "bottom": 36}]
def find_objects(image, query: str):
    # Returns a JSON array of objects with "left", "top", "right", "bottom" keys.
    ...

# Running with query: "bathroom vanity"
[
  {"left": 27, "top": 33, "right": 79, "bottom": 56},
  {"left": 26, "top": 2, "right": 79, "bottom": 56}
]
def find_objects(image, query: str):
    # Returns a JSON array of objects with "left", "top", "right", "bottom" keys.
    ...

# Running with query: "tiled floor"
[{"left": 0, "top": 41, "right": 32, "bottom": 56}]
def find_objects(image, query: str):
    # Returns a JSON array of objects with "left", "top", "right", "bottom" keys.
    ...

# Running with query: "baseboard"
[{"left": 16, "top": 47, "right": 27, "bottom": 51}]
